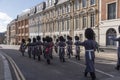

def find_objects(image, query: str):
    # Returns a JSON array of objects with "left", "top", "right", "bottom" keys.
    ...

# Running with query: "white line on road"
[
  {"left": 54, "top": 52, "right": 115, "bottom": 78},
  {"left": 67, "top": 59, "right": 114, "bottom": 78}
]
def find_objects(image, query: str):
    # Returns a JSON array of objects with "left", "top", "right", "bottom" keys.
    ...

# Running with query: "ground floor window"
[{"left": 106, "top": 28, "right": 116, "bottom": 46}]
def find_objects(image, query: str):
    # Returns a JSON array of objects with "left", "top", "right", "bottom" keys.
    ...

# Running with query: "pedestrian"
[
  {"left": 32, "top": 38, "right": 37, "bottom": 60},
  {"left": 54, "top": 39, "right": 59, "bottom": 53},
  {"left": 36, "top": 36, "right": 43, "bottom": 61},
  {"left": 26, "top": 38, "right": 32, "bottom": 58},
  {"left": 19, "top": 39, "right": 26, "bottom": 56},
  {"left": 113, "top": 37, "right": 120, "bottom": 70},
  {"left": 58, "top": 36, "right": 66, "bottom": 62},
  {"left": 49, "top": 37, "right": 54, "bottom": 59},
  {"left": 74, "top": 36, "right": 81, "bottom": 60},
  {"left": 112, "top": 26, "right": 120, "bottom": 70},
  {"left": 66, "top": 36, "right": 73, "bottom": 58},
  {"left": 80, "top": 28, "right": 98, "bottom": 80},
  {"left": 42, "top": 37, "right": 47, "bottom": 59},
  {"left": 44, "top": 36, "right": 52, "bottom": 64}
]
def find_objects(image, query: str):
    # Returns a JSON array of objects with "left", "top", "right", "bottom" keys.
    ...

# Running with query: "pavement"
[
  {"left": 0, "top": 51, "right": 12, "bottom": 80},
  {"left": 0, "top": 54, "right": 4, "bottom": 80},
  {"left": 0, "top": 45, "right": 120, "bottom": 80}
]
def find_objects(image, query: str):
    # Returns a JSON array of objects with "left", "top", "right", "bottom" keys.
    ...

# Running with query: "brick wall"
[
  {"left": 101, "top": 0, "right": 118, "bottom": 20},
  {"left": 118, "top": 0, "right": 120, "bottom": 18}
]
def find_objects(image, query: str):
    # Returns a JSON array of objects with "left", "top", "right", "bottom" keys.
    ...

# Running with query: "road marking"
[
  {"left": 95, "top": 60, "right": 116, "bottom": 65},
  {"left": 3, "top": 53, "right": 26, "bottom": 80},
  {"left": 54, "top": 53, "right": 115, "bottom": 78},
  {"left": 67, "top": 59, "right": 114, "bottom": 78},
  {"left": 0, "top": 52, "right": 12, "bottom": 80}
]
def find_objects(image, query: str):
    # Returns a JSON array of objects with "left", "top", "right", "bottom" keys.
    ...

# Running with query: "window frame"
[
  {"left": 107, "top": 2, "right": 117, "bottom": 20},
  {"left": 82, "top": 0, "right": 87, "bottom": 8}
]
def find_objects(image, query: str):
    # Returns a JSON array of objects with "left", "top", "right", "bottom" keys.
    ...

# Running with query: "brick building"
[
  {"left": 99, "top": 0, "right": 120, "bottom": 47},
  {"left": 16, "top": 11, "right": 29, "bottom": 44},
  {"left": 7, "top": 19, "right": 16, "bottom": 44}
]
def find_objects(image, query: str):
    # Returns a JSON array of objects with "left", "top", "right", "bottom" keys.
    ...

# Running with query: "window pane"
[
  {"left": 90, "top": 13, "right": 95, "bottom": 27},
  {"left": 82, "top": 16, "right": 87, "bottom": 28},
  {"left": 90, "top": 0, "right": 95, "bottom": 5},
  {"left": 108, "top": 3, "right": 116, "bottom": 19},
  {"left": 82, "top": 0, "right": 86, "bottom": 8}
]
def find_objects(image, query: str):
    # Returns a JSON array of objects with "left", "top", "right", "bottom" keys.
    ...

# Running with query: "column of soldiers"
[{"left": 19, "top": 28, "right": 120, "bottom": 80}]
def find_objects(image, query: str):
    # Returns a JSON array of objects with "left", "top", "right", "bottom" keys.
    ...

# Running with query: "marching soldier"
[
  {"left": 36, "top": 36, "right": 43, "bottom": 61},
  {"left": 80, "top": 28, "right": 98, "bottom": 80},
  {"left": 112, "top": 26, "right": 120, "bottom": 70},
  {"left": 32, "top": 38, "right": 37, "bottom": 60},
  {"left": 54, "top": 39, "right": 59, "bottom": 53},
  {"left": 19, "top": 39, "right": 26, "bottom": 56},
  {"left": 74, "top": 36, "right": 81, "bottom": 60},
  {"left": 112, "top": 37, "right": 120, "bottom": 70},
  {"left": 44, "top": 36, "right": 52, "bottom": 64},
  {"left": 26, "top": 38, "right": 32, "bottom": 58},
  {"left": 49, "top": 37, "right": 54, "bottom": 59},
  {"left": 58, "top": 36, "right": 66, "bottom": 62},
  {"left": 66, "top": 36, "right": 73, "bottom": 58},
  {"left": 42, "top": 37, "right": 47, "bottom": 58}
]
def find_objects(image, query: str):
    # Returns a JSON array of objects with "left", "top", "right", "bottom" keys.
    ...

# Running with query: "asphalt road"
[{"left": 0, "top": 48, "right": 120, "bottom": 80}]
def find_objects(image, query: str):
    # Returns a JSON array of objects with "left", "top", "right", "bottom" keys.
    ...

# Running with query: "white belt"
[
  {"left": 86, "top": 50, "right": 94, "bottom": 60},
  {"left": 59, "top": 47, "right": 65, "bottom": 48},
  {"left": 67, "top": 45, "right": 72, "bottom": 46}
]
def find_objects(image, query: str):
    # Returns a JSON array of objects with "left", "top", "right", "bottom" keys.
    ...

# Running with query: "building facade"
[
  {"left": 16, "top": 11, "right": 29, "bottom": 44},
  {"left": 7, "top": 19, "right": 16, "bottom": 44},
  {"left": 29, "top": 2, "right": 46, "bottom": 39},
  {"left": 29, "top": 0, "right": 99, "bottom": 42},
  {"left": 7, "top": 25, "right": 10, "bottom": 44},
  {"left": 99, "top": 0, "right": 120, "bottom": 47}
]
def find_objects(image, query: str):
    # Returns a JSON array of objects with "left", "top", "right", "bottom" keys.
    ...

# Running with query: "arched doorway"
[{"left": 106, "top": 28, "right": 116, "bottom": 46}]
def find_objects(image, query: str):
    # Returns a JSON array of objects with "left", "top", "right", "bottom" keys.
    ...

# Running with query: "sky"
[{"left": 0, "top": 0, "right": 44, "bottom": 32}]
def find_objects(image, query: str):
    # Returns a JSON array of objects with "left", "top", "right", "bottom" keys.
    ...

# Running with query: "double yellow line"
[{"left": 3, "top": 53, "right": 26, "bottom": 80}]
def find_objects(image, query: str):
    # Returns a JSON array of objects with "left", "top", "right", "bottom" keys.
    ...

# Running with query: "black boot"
[
  {"left": 84, "top": 72, "right": 88, "bottom": 77},
  {"left": 68, "top": 54, "right": 71, "bottom": 59},
  {"left": 63, "top": 58, "right": 65, "bottom": 62},
  {"left": 29, "top": 54, "right": 31, "bottom": 58},
  {"left": 33, "top": 54, "right": 35, "bottom": 60},
  {"left": 115, "top": 65, "right": 120, "bottom": 70},
  {"left": 75, "top": 55, "right": 77, "bottom": 60},
  {"left": 38, "top": 56, "right": 41, "bottom": 61},
  {"left": 22, "top": 52, "right": 24, "bottom": 56},
  {"left": 78, "top": 56, "right": 80, "bottom": 60},
  {"left": 90, "top": 72, "right": 96, "bottom": 80},
  {"left": 47, "top": 59, "right": 50, "bottom": 64}
]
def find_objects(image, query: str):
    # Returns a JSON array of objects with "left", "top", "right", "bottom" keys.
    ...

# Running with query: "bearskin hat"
[
  {"left": 33, "top": 38, "right": 36, "bottom": 43},
  {"left": 49, "top": 37, "right": 53, "bottom": 42},
  {"left": 85, "top": 28, "right": 95, "bottom": 40},
  {"left": 59, "top": 36, "right": 66, "bottom": 42},
  {"left": 46, "top": 36, "right": 50, "bottom": 42},
  {"left": 69, "top": 36, "right": 72, "bottom": 40},
  {"left": 27, "top": 38, "right": 31, "bottom": 42},
  {"left": 22, "top": 39, "right": 25, "bottom": 43},
  {"left": 75, "top": 36, "right": 79, "bottom": 40},
  {"left": 42, "top": 37, "right": 46, "bottom": 42},
  {"left": 56, "top": 39, "right": 59, "bottom": 42},
  {"left": 36, "top": 36, "right": 41, "bottom": 41},
  {"left": 67, "top": 35, "right": 70, "bottom": 39}
]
